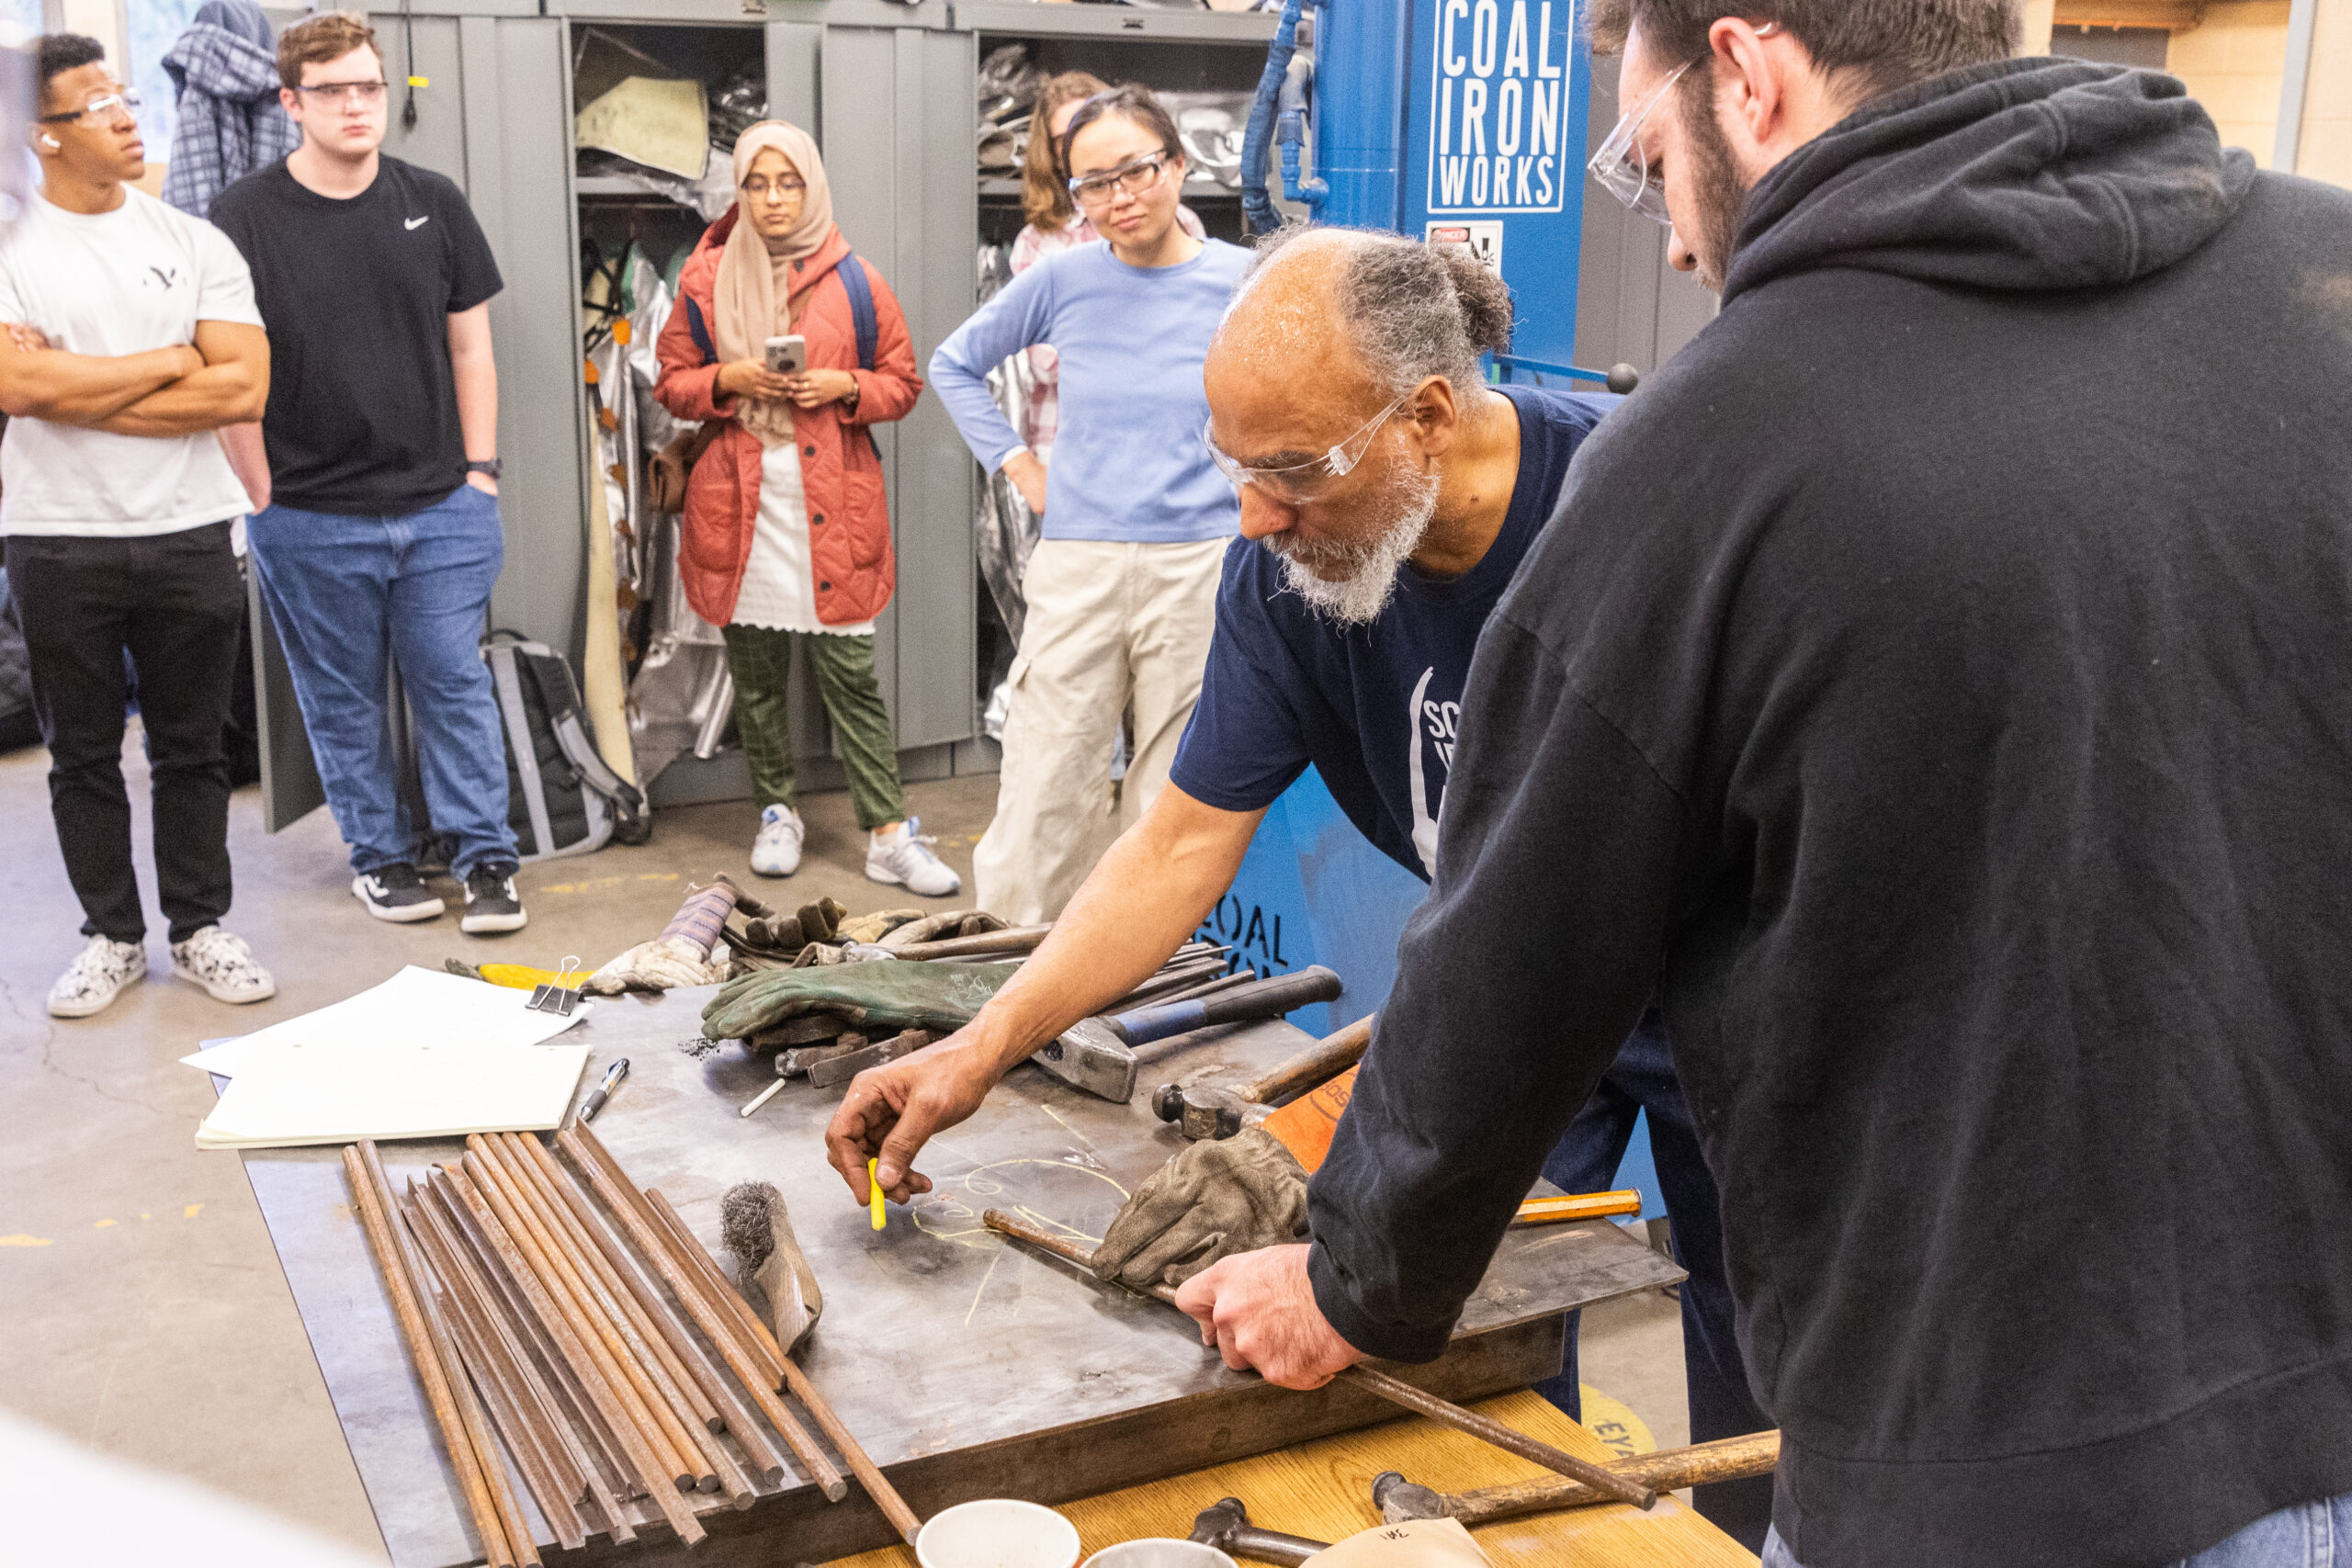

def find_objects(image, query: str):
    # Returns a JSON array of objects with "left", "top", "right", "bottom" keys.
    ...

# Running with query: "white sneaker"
[
  {"left": 752, "top": 805, "right": 805, "bottom": 878},
  {"left": 47, "top": 935, "right": 146, "bottom": 1019},
  {"left": 169, "top": 926, "right": 277, "bottom": 1007},
  {"left": 865, "top": 818, "right": 960, "bottom": 898}
]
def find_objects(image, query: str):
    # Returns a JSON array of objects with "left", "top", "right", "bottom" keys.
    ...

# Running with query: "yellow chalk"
[{"left": 868, "top": 1159, "right": 886, "bottom": 1231}]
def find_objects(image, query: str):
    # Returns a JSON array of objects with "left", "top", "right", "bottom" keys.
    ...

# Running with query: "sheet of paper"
[
  {"left": 194, "top": 1035, "right": 591, "bottom": 1151},
  {"left": 182, "top": 966, "right": 586, "bottom": 1078}
]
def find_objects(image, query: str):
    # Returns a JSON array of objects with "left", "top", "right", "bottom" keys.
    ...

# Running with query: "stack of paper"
[{"left": 190, "top": 967, "right": 593, "bottom": 1151}]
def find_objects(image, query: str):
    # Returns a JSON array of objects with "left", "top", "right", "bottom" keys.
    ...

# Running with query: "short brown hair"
[
  {"left": 277, "top": 11, "right": 383, "bottom": 93},
  {"left": 1587, "top": 0, "right": 2019, "bottom": 101},
  {"left": 1022, "top": 71, "right": 1110, "bottom": 231}
]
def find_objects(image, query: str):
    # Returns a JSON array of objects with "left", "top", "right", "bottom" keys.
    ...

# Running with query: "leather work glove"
[
  {"left": 701, "top": 959, "right": 1021, "bottom": 1042},
  {"left": 583, "top": 935, "right": 729, "bottom": 994},
  {"left": 1092, "top": 1126, "right": 1310, "bottom": 1292}
]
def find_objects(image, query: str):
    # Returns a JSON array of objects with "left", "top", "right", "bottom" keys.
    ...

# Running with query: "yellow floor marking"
[
  {"left": 140, "top": 1213, "right": 150, "bottom": 1221},
  {"left": 638, "top": 873, "right": 679, "bottom": 881},
  {"left": 1578, "top": 1385, "right": 1657, "bottom": 1460},
  {"left": 0, "top": 1235, "right": 54, "bottom": 1247},
  {"left": 183, "top": 1204, "right": 202, "bottom": 1219},
  {"left": 92, "top": 1219, "right": 116, "bottom": 1229}
]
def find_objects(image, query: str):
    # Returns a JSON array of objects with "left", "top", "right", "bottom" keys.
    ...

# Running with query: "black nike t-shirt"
[{"left": 210, "top": 155, "right": 503, "bottom": 515}]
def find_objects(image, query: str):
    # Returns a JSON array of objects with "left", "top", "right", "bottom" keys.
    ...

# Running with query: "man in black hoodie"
[{"left": 1174, "top": 5, "right": 2352, "bottom": 1566}]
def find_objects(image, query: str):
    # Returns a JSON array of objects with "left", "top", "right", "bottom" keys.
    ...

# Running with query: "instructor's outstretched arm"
[{"left": 823, "top": 784, "right": 1265, "bottom": 1204}]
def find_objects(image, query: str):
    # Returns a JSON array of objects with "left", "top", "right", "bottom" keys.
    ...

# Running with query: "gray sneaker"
[
  {"left": 47, "top": 935, "right": 146, "bottom": 1018},
  {"left": 169, "top": 926, "right": 277, "bottom": 1006}
]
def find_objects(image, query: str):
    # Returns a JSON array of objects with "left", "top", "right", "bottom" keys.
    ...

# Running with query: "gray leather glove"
[{"left": 1091, "top": 1126, "right": 1310, "bottom": 1292}]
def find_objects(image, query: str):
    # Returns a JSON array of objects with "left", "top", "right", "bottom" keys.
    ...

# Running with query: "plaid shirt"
[{"left": 161, "top": 18, "right": 300, "bottom": 220}]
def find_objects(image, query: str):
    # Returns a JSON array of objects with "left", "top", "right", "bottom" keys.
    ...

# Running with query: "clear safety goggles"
[
  {"left": 40, "top": 87, "right": 140, "bottom": 125},
  {"left": 1203, "top": 393, "right": 1410, "bottom": 503},
  {"left": 1586, "top": 61, "right": 1692, "bottom": 225}
]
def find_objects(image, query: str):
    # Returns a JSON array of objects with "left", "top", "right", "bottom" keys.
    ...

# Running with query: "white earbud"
[{"left": 40, "top": 133, "right": 59, "bottom": 149}]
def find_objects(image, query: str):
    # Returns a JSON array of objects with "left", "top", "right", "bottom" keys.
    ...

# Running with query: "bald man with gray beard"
[{"left": 825, "top": 227, "right": 1774, "bottom": 1546}]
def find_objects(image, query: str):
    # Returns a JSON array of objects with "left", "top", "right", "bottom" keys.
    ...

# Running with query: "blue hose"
[{"left": 1239, "top": 0, "right": 1312, "bottom": 234}]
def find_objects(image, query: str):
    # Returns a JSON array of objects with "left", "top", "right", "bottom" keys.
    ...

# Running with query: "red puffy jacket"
[{"left": 652, "top": 212, "right": 923, "bottom": 628}]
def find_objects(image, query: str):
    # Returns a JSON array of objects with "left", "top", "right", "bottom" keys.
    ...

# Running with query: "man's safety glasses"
[
  {"left": 1203, "top": 393, "right": 1411, "bottom": 503},
  {"left": 39, "top": 87, "right": 140, "bottom": 125},
  {"left": 1069, "top": 151, "right": 1172, "bottom": 210},
  {"left": 1586, "top": 62, "right": 1691, "bottom": 225},
  {"left": 293, "top": 80, "right": 390, "bottom": 107}
]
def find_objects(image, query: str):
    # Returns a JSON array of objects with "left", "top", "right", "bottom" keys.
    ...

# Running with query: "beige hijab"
[{"left": 714, "top": 120, "right": 835, "bottom": 446}]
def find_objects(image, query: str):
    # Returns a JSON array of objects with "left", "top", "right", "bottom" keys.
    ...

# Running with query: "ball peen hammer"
[
  {"left": 1153, "top": 1016, "right": 1374, "bottom": 1141},
  {"left": 1030, "top": 965, "right": 1344, "bottom": 1104}
]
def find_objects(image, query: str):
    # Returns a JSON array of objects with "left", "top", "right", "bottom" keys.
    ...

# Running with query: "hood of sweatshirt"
[
  {"left": 1724, "top": 57, "right": 2256, "bottom": 305},
  {"left": 163, "top": 18, "right": 280, "bottom": 104}
]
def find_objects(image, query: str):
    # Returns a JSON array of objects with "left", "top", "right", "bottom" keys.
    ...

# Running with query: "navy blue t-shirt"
[{"left": 1171, "top": 385, "right": 1614, "bottom": 879}]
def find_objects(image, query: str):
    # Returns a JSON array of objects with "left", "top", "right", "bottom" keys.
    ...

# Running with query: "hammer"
[
  {"left": 1187, "top": 1497, "right": 1330, "bottom": 1565},
  {"left": 1030, "top": 965, "right": 1345, "bottom": 1104},
  {"left": 1152, "top": 1016, "right": 1374, "bottom": 1140}
]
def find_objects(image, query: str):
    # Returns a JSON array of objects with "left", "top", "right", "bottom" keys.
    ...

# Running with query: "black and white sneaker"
[
  {"left": 459, "top": 862, "right": 528, "bottom": 935},
  {"left": 353, "top": 863, "right": 447, "bottom": 923}
]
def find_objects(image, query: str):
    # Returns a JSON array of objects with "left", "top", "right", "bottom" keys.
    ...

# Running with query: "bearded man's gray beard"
[{"left": 1270, "top": 461, "right": 1441, "bottom": 627}]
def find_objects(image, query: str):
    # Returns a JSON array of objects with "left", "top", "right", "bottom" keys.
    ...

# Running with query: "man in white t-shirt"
[{"left": 0, "top": 34, "right": 277, "bottom": 1019}]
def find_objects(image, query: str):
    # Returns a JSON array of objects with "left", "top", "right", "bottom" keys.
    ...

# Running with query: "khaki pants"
[{"left": 974, "top": 537, "right": 1228, "bottom": 923}]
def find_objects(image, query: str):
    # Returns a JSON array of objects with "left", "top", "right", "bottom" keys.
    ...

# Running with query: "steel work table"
[{"left": 229, "top": 984, "right": 1683, "bottom": 1566}]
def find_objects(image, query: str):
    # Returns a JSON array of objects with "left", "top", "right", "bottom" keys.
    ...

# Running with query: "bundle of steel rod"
[{"left": 343, "top": 1127, "right": 923, "bottom": 1555}]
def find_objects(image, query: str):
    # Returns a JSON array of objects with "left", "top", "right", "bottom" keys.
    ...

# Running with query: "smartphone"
[{"left": 764, "top": 334, "right": 808, "bottom": 376}]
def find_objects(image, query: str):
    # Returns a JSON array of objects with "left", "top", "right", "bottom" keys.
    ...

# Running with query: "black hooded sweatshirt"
[{"left": 1307, "top": 59, "right": 2352, "bottom": 1568}]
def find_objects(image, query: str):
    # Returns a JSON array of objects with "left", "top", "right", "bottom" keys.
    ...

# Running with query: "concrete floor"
[{"left": 0, "top": 729, "right": 1689, "bottom": 1557}]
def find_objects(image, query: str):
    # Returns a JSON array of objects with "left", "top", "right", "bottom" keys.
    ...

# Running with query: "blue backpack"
[{"left": 682, "top": 252, "right": 883, "bottom": 457}]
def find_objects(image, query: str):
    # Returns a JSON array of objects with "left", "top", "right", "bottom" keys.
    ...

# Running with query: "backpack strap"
[
  {"left": 836, "top": 254, "right": 878, "bottom": 371},
  {"left": 684, "top": 295, "right": 718, "bottom": 367}
]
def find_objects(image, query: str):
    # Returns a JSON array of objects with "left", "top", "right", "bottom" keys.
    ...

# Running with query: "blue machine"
[{"left": 1216, "top": 0, "right": 1667, "bottom": 1216}]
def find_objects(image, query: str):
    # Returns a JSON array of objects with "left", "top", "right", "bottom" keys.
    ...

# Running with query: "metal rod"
[
  {"left": 978, "top": 1210, "right": 1657, "bottom": 1511},
  {"left": 554, "top": 1126, "right": 849, "bottom": 1503},
  {"left": 481, "top": 1135, "right": 752, "bottom": 1506},
  {"left": 513, "top": 1133, "right": 790, "bottom": 1485},
  {"left": 464, "top": 1140, "right": 710, "bottom": 1495},
  {"left": 343, "top": 1145, "right": 518, "bottom": 1568},
  {"left": 358, "top": 1143, "right": 539, "bottom": 1568},
  {"left": 441, "top": 1161, "right": 709, "bottom": 1547}
]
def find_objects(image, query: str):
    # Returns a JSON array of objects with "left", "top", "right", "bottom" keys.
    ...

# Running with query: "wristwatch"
[{"left": 467, "top": 459, "right": 503, "bottom": 480}]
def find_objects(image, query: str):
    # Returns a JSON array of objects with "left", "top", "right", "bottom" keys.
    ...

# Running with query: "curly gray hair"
[{"left": 1236, "top": 224, "right": 1515, "bottom": 399}]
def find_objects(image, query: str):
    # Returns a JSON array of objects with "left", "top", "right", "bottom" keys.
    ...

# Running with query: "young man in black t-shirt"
[{"left": 212, "top": 10, "right": 524, "bottom": 935}]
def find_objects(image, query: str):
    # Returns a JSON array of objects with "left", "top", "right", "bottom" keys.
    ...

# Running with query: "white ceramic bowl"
[
  {"left": 915, "top": 1499, "right": 1084, "bottom": 1568},
  {"left": 1081, "top": 1540, "right": 1239, "bottom": 1568}
]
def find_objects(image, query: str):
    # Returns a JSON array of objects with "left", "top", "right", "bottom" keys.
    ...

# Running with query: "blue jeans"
[
  {"left": 1539, "top": 1007, "right": 1774, "bottom": 1551},
  {"left": 247, "top": 484, "right": 516, "bottom": 878},
  {"left": 1763, "top": 1488, "right": 2352, "bottom": 1567}
]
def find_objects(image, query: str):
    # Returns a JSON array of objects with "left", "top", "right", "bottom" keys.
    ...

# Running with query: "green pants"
[{"left": 721, "top": 626, "right": 908, "bottom": 830}]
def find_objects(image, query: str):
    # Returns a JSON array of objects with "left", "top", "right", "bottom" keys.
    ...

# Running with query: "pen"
[
  {"left": 868, "top": 1158, "right": 886, "bottom": 1231},
  {"left": 579, "top": 1057, "right": 629, "bottom": 1122}
]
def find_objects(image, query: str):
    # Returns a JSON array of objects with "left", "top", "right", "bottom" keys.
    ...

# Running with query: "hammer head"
[
  {"left": 1371, "top": 1472, "right": 1451, "bottom": 1524},
  {"left": 1189, "top": 1497, "right": 1250, "bottom": 1548},
  {"left": 1031, "top": 1015, "right": 1140, "bottom": 1103},
  {"left": 1152, "top": 1081, "right": 1250, "bottom": 1141}
]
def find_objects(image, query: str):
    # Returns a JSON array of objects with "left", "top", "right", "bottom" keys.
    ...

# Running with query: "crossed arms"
[{"left": 0, "top": 318, "right": 268, "bottom": 436}]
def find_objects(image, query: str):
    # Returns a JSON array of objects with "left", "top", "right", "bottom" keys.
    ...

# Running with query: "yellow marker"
[
  {"left": 407, "top": 75, "right": 429, "bottom": 88},
  {"left": 868, "top": 1159, "right": 886, "bottom": 1231}
]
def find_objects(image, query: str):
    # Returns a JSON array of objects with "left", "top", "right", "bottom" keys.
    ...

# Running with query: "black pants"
[
  {"left": 1538, "top": 1008, "right": 1776, "bottom": 1551},
  {"left": 6, "top": 525, "right": 243, "bottom": 944}
]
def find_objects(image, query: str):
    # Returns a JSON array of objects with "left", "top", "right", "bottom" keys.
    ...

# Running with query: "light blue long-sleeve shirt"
[{"left": 930, "top": 238, "right": 1250, "bottom": 544}]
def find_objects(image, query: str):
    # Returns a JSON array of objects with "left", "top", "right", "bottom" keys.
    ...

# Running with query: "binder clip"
[{"left": 527, "top": 956, "right": 585, "bottom": 1018}]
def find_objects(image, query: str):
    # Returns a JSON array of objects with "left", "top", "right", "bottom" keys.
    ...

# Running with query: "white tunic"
[{"left": 729, "top": 439, "right": 874, "bottom": 636}]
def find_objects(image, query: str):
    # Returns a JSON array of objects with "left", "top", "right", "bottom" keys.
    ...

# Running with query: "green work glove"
[
  {"left": 1091, "top": 1126, "right": 1310, "bottom": 1292},
  {"left": 700, "top": 959, "right": 1021, "bottom": 1042}
]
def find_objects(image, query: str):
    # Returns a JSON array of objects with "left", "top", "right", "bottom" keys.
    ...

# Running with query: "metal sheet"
[{"left": 237, "top": 987, "right": 1680, "bottom": 1567}]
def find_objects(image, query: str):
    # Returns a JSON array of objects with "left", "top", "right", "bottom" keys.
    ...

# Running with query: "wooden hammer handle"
[
  {"left": 1241, "top": 1016, "right": 1374, "bottom": 1106},
  {"left": 1447, "top": 1429, "right": 1781, "bottom": 1524}
]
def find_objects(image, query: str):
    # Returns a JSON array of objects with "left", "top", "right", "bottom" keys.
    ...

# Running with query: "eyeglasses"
[
  {"left": 1587, "top": 62, "right": 1692, "bottom": 224},
  {"left": 294, "top": 80, "right": 389, "bottom": 106},
  {"left": 1204, "top": 393, "right": 1412, "bottom": 503},
  {"left": 38, "top": 87, "right": 140, "bottom": 125},
  {"left": 1069, "top": 151, "right": 1170, "bottom": 209},
  {"left": 741, "top": 175, "right": 807, "bottom": 197}
]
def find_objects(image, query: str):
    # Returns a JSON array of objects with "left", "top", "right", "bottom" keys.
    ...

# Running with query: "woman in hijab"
[{"left": 654, "top": 121, "right": 957, "bottom": 897}]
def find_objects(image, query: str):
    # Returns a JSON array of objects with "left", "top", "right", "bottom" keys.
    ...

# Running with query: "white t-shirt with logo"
[{"left": 0, "top": 186, "right": 264, "bottom": 536}]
